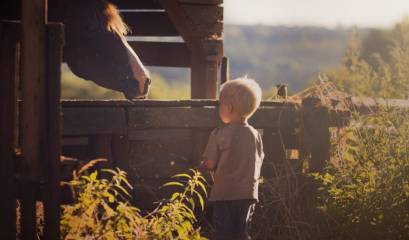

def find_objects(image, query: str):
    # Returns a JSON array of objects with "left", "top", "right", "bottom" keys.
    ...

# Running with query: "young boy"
[{"left": 200, "top": 77, "right": 264, "bottom": 240}]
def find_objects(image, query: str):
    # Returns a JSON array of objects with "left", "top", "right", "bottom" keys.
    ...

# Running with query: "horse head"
[{"left": 58, "top": 0, "right": 151, "bottom": 99}]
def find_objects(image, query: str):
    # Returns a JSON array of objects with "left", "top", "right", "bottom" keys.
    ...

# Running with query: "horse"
[{"left": 1, "top": 0, "right": 151, "bottom": 99}]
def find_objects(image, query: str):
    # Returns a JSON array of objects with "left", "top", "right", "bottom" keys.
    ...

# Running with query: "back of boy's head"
[{"left": 220, "top": 77, "right": 262, "bottom": 118}]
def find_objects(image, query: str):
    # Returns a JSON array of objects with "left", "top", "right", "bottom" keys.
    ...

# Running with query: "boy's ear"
[{"left": 227, "top": 103, "right": 234, "bottom": 113}]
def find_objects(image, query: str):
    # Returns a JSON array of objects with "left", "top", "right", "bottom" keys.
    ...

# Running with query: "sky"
[{"left": 224, "top": 0, "right": 409, "bottom": 28}]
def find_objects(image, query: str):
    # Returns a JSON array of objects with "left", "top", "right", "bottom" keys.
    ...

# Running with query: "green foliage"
[
  {"left": 225, "top": 25, "right": 350, "bottom": 92},
  {"left": 323, "top": 18, "right": 409, "bottom": 98},
  {"left": 313, "top": 109, "right": 409, "bottom": 239},
  {"left": 61, "top": 64, "right": 124, "bottom": 99},
  {"left": 61, "top": 168, "right": 207, "bottom": 240},
  {"left": 147, "top": 73, "right": 189, "bottom": 100},
  {"left": 61, "top": 65, "right": 189, "bottom": 100}
]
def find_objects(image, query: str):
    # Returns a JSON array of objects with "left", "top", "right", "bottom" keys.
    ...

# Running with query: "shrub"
[
  {"left": 313, "top": 109, "right": 409, "bottom": 239},
  {"left": 61, "top": 168, "right": 207, "bottom": 240}
]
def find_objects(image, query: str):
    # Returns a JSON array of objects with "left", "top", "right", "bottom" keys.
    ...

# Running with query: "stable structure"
[
  {"left": 0, "top": 19, "right": 64, "bottom": 240},
  {"left": 61, "top": 100, "right": 300, "bottom": 207},
  {"left": 0, "top": 0, "right": 225, "bottom": 239},
  {"left": 111, "top": 0, "right": 225, "bottom": 99},
  {"left": 4, "top": 0, "right": 408, "bottom": 239}
]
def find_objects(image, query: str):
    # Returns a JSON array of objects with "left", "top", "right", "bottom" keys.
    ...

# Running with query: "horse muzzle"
[{"left": 124, "top": 77, "right": 151, "bottom": 100}]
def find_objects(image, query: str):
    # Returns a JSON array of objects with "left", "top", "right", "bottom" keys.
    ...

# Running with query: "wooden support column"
[
  {"left": 220, "top": 56, "right": 229, "bottom": 85},
  {"left": 261, "top": 129, "right": 285, "bottom": 178},
  {"left": 191, "top": 40, "right": 223, "bottom": 99},
  {"left": 0, "top": 20, "right": 20, "bottom": 240},
  {"left": 160, "top": 0, "right": 223, "bottom": 99},
  {"left": 191, "top": 51, "right": 219, "bottom": 99},
  {"left": 43, "top": 23, "right": 64, "bottom": 240},
  {"left": 21, "top": 0, "right": 47, "bottom": 238},
  {"left": 302, "top": 97, "right": 331, "bottom": 172}
]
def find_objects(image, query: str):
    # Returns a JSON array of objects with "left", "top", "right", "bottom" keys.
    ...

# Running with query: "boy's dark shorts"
[{"left": 211, "top": 199, "right": 256, "bottom": 240}]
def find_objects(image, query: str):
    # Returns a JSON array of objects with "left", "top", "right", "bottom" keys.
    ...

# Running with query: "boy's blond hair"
[{"left": 220, "top": 77, "right": 262, "bottom": 118}]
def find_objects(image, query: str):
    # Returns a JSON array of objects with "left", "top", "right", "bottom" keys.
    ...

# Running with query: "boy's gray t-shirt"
[{"left": 203, "top": 123, "right": 264, "bottom": 202}]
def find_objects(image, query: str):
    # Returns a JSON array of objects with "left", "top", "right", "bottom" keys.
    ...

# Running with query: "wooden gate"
[{"left": 0, "top": 19, "right": 64, "bottom": 239}]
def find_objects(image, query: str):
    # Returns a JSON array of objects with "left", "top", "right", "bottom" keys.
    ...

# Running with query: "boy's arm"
[{"left": 199, "top": 129, "right": 219, "bottom": 172}]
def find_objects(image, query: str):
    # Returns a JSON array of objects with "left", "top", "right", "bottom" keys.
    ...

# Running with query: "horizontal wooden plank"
[
  {"left": 61, "top": 101, "right": 299, "bottom": 136},
  {"left": 181, "top": 5, "right": 223, "bottom": 37},
  {"left": 182, "top": 5, "right": 223, "bottom": 23},
  {"left": 129, "top": 129, "right": 191, "bottom": 141},
  {"left": 62, "top": 137, "right": 88, "bottom": 146},
  {"left": 129, "top": 41, "right": 190, "bottom": 67},
  {"left": 128, "top": 106, "right": 298, "bottom": 129},
  {"left": 129, "top": 138, "right": 193, "bottom": 178},
  {"left": 110, "top": 0, "right": 163, "bottom": 9},
  {"left": 128, "top": 107, "right": 219, "bottom": 129},
  {"left": 62, "top": 107, "right": 127, "bottom": 136},
  {"left": 179, "top": 0, "right": 223, "bottom": 4},
  {"left": 350, "top": 96, "right": 409, "bottom": 113},
  {"left": 61, "top": 100, "right": 291, "bottom": 108},
  {"left": 122, "top": 12, "right": 178, "bottom": 36}
]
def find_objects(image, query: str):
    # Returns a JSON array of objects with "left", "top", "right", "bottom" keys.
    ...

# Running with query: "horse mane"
[{"left": 100, "top": 1, "right": 130, "bottom": 36}]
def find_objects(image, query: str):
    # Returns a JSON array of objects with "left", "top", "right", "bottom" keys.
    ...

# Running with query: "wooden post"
[
  {"left": 21, "top": 0, "right": 47, "bottom": 238},
  {"left": 191, "top": 52, "right": 219, "bottom": 99},
  {"left": 21, "top": 0, "right": 47, "bottom": 180},
  {"left": 276, "top": 84, "right": 288, "bottom": 99},
  {"left": 261, "top": 129, "right": 286, "bottom": 178},
  {"left": 220, "top": 56, "right": 229, "bottom": 85},
  {"left": 0, "top": 20, "right": 20, "bottom": 240},
  {"left": 191, "top": 40, "right": 222, "bottom": 99},
  {"left": 43, "top": 22, "right": 64, "bottom": 240},
  {"left": 302, "top": 97, "right": 330, "bottom": 172}
]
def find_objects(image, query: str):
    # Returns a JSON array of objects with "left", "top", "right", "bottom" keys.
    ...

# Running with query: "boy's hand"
[
  {"left": 198, "top": 160, "right": 215, "bottom": 184},
  {"left": 199, "top": 159, "right": 217, "bottom": 172}
]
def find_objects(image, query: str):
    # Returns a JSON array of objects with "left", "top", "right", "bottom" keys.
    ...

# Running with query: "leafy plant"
[
  {"left": 61, "top": 168, "right": 207, "bottom": 240},
  {"left": 313, "top": 108, "right": 409, "bottom": 239},
  {"left": 323, "top": 18, "right": 409, "bottom": 99}
]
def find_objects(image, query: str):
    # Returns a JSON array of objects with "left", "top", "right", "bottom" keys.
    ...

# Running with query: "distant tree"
[{"left": 324, "top": 18, "right": 409, "bottom": 99}]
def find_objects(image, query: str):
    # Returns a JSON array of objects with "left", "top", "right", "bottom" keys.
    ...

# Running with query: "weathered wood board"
[
  {"left": 122, "top": 12, "right": 178, "bottom": 36},
  {"left": 129, "top": 41, "right": 190, "bottom": 67}
]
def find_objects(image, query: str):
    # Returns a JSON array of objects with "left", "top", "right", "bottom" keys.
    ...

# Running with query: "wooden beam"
[
  {"left": 302, "top": 98, "right": 331, "bottom": 172},
  {"left": 220, "top": 56, "right": 229, "bottom": 85},
  {"left": 181, "top": 4, "right": 223, "bottom": 37},
  {"left": 61, "top": 99, "right": 290, "bottom": 108},
  {"left": 21, "top": 0, "right": 47, "bottom": 179},
  {"left": 159, "top": 0, "right": 198, "bottom": 49},
  {"left": 43, "top": 22, "right": 64, "bottom": 240},
  {"left": 62, "top": 107, "right": 127, "bottom": 136},
  {"left": 111, "top": 0, "right": 163, "bottom": 9},
  {"left": 0, "top": 20, "right": 20, "bottom": 240},
  {"left": 122, "top": 12, "right": 178, "bottom": 36},
  {"left": 179, "top": 0, "right": 223, "bottom": 4},
  {"left": 127, "top": 106, "right": 297, "bottom": 129},
  {"left": 21, "top": 0, "right": 47, "bottom": 238},
  {"left": 61, "top": 105, "right": 298, "bottom": 136},
  {"left": 191, "top": 53, "right": 218, "bottom": 98},
  {"left": 129, "top": 41, "right": 190, "bottom": 67}
]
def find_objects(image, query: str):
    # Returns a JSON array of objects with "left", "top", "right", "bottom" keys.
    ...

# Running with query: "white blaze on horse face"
[{"left": 123, "top": 40, "right": 150, "bottom": 94}]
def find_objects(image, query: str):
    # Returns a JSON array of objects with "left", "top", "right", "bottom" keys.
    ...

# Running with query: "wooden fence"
[
  {"left": 60, "top": 99, "right": 328, "bottom": 207},
  {"left": 0, "top": 20, "right": 64, "bottom": 239}
]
